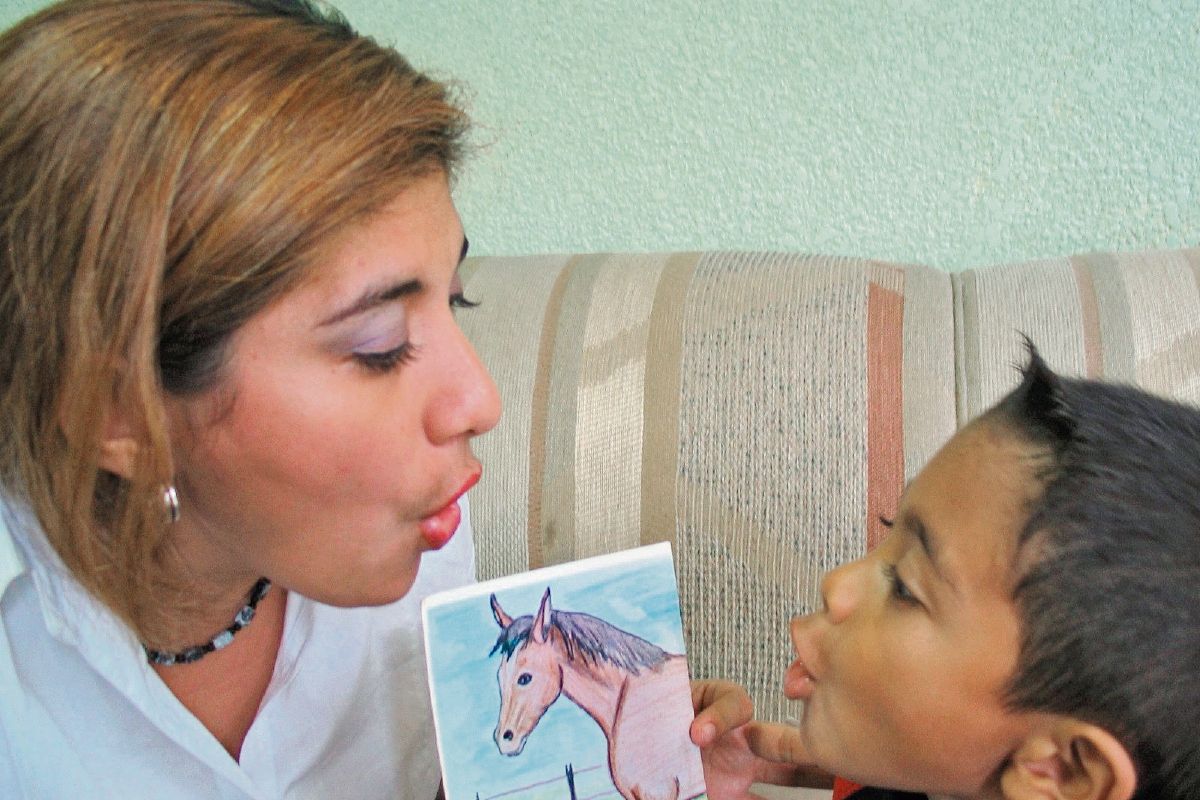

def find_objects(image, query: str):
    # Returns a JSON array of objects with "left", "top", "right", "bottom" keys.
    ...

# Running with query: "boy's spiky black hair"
[{"left": 983, "top": 343, "right": 1200, "bottom": 800}]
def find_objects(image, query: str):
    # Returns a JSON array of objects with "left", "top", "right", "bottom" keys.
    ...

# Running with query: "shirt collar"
[
  {"left": 0, "top": 495, "right": 26, "bottom": 597},
  {"left": 0, "top": 491, "right": 126, "bottom": 651}
]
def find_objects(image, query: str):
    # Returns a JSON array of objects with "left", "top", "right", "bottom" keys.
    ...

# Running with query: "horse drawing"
[{"left": 489, "top": 589, "right": 705, "bottom": 800}]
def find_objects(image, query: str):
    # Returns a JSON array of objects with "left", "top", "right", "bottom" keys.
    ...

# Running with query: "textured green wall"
[{"left": 4, "top": 0, "right": 1198, "bottom": 270}]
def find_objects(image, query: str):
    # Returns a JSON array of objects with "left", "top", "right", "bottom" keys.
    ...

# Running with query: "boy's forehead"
[{"left": 903, "top": 421, "right": 1046, "bottom": 591}]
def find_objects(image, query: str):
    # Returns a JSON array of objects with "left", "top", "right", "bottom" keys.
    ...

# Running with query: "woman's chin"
[{"left": 315, "top": 563, "right": 420, "bottom": 608}]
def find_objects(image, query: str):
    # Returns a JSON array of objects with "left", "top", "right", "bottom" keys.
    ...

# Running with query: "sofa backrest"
[
  {"left": 955, "top": 248, "right": 1200, "bottom": 419},
  {"left": 458, "top": 246, "right": 1200, "bottom": 723}
]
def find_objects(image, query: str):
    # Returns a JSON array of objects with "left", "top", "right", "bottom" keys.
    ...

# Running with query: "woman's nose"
[
  {"left": 819, "top": 558, "right": 863, "bottom": 624},
  {"left": 425, "top": 321, "right": 502, "bottom": 443}
]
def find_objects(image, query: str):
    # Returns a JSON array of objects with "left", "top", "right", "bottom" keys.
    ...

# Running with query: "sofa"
[{"left": 455, "top": 246, "right": 1200, "bottom": 726}]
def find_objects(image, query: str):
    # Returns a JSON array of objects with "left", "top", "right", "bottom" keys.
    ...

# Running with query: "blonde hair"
[{"left": 0, "top": 0, "right": 468, "bottom": 648}]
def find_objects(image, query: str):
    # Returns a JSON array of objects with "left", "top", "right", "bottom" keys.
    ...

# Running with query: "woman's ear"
[
  {"left": 59, "top": 359, "right": 147, "bottom": 480},
  {"left": 96, "top": 402, "right": 141, "bottom": 480},
  {"left": 1000, "top": 719, "right": 1136, "bottom": 800}
]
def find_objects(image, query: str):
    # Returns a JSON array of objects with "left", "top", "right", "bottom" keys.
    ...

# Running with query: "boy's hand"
[{"left": 689, "top": 680, "right": 834, "bottom": 800}]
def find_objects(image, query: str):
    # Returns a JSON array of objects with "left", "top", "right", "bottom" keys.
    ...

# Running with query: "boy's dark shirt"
[{"left": 846, "top": 787, "right": 927, "bottom": 800}]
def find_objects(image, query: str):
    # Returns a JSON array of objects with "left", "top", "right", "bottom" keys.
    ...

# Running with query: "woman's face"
[{"left": 165, "top": 172, "right": 500, "bottom": 607}]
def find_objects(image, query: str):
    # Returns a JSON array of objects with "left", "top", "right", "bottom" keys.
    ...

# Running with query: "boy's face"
[{"left": 787, "top": 421, "right": 1046, "bottom": 796}]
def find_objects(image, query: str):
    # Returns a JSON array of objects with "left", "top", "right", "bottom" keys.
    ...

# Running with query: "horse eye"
[{"left": 517, "top": 673, "right": 532, "bottom": 686}]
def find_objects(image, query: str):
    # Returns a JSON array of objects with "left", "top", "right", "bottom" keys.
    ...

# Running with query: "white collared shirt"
[{"left": 0, "top": 493, "right": 475, "bottom": 799}]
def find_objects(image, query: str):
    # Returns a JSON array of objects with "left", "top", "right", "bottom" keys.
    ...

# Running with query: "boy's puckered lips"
[
  {"left": 786, "top": 614, "right": 819, "bottom": 700},
  {"left": 784, "top": 654, "right": 816, "bottom": 700}
]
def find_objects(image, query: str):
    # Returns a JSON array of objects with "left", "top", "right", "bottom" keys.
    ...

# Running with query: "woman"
[
  {"left": 0, "top": 0, "right": 499, "bottom": 795},
  {"left": 0, "top": 0, "right": 786, "bottom": 797}
]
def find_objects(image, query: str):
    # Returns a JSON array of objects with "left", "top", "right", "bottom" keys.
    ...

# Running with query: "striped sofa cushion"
[
  {"left": 458, "top": 251, "right": 955, "bottom": 722},
  {"left": 955, "top": 247, "right": 1200, "bottom": 421}
]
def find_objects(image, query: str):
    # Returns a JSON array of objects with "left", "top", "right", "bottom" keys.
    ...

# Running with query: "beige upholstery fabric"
[
  {"left": 954, "top": 247, "right": 1200, "bottom": 423},
  {"left": 459, "top": 245, "right": 1200, "bottom": 724},
  {"left": 459, "top": 252, "right": 955, "bottom": 722}
]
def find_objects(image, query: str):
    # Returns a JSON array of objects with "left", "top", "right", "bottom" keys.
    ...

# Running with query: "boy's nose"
[{"left": 820, "top": 558, "right": 861, "bottom": 624}]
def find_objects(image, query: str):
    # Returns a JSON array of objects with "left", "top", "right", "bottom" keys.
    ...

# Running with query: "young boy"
[{"left": 693, "top": 346, "right": 1199, "bottom": 800}]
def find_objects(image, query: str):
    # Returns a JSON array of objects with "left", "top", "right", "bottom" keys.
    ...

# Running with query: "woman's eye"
[
  {"left": 884, "top": 563, "right": 919, "bottom": 606},
  {"left": 450, "top": 292, "right": 479, "bottom": 310},
  {"left": 353, "top": 342, "right": 418, "bottom": 373}
]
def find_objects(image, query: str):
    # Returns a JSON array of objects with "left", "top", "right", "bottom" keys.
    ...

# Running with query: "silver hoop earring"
[{"left": 162, "top": 485, "right": 180, "bottom": 525}]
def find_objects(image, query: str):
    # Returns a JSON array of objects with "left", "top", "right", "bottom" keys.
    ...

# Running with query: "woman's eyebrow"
[
  {"left": 319, "top": 279, "right": 422, "bottom": 327},
  {"left": 459, "top": 236, "right": 469, "bottom": 264}
]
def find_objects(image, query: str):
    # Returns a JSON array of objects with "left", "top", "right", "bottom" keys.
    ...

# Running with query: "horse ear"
[
  {"left": 491, "top": 594, "right": 512, "bottom": 628},
  {"left": 532, "top": 588, "right": 553, "bottom": 643}
]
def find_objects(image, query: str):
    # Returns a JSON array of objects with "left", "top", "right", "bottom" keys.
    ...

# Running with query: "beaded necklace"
[{"left": 144, "top": 578, "right": 272, "bottom": 666}]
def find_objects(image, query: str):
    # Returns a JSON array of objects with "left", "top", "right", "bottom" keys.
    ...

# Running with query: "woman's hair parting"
[
  {"left": 984, "top": 344, "right": 1200, "bottom": 800},
  {"left": 0, "top": 0, "right": 468, "bottom": 648}
]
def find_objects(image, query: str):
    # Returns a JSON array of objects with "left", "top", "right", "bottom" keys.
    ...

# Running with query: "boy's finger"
[
  {"left": 689, "top": 680, "right": 754, "bottom": 743},
  {"left": 744, "top": 721, "right": 810, "bottom": 765}
]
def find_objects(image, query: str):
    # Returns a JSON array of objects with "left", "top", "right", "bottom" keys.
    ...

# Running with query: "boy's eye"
[{"left": 884, "top": 563, "right": 920, "bottom": 607}]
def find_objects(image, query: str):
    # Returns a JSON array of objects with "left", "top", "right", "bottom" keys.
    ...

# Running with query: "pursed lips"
[
  {"left": 784, "top": 656, "right": 816, "bottom": 700},
  {"left": 418, "top": 465, "right": 482, "bottom": 549},
  {"left": 785, "top": 616, "right": 821, "bottom": 700}
]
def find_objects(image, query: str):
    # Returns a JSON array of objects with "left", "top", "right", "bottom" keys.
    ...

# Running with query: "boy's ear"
[{"left": 1000, "top": 719, "right": 1136, "bottom": 800}]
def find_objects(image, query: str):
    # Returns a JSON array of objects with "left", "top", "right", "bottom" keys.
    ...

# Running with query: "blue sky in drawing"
[{"left": 423, "top": 545, "right": 688, "bottom": 800}]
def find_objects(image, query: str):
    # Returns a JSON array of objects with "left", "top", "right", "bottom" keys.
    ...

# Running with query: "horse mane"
[{"left": 490, "top": 610, "right": 670, "bottom": 674}]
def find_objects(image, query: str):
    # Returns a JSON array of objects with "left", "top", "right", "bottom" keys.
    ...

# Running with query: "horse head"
[{"left": 490, "top": 589, "right": 563, "bottom": 756}]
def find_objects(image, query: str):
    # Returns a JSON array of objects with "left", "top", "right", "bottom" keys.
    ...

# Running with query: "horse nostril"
[{"left": 503, "top": 730, "right": 513, "bottom": 741}]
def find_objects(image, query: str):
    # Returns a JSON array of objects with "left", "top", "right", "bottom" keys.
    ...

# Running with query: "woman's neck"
[
  {"left": 157, "top": 507, "right": 273, "bottom": 649},
  {"left": 152, "top": 584, "right": 288, "bottom": 761}
]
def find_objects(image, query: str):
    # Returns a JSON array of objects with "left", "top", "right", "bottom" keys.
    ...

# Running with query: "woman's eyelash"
[
  {"left": 352, "top": 291, "right": 474, "bottom": 373},
  {"left": 883, "top": 562, "right": 919, "bottom": 606},
  {"left": 352, "top": 292, "right": 476, "bottom": 372},
  {"left": 354, "top": 342, "right": 419, "bottom": 373},
  {"left": 880, "top": 516, "right": 894, "bottom": 528}
]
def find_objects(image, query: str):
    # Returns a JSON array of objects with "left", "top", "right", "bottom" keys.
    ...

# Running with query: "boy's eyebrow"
[
  {"left": 319, "top": 279, "right": 422, "bottom": 327},
  {"left": 903, "top": 510, "right": 957, "bottom": 593}
]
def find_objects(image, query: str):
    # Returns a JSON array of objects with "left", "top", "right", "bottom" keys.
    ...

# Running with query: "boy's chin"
[{"left": 798, "top": 725, "right": 975, "bottom": 798}]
